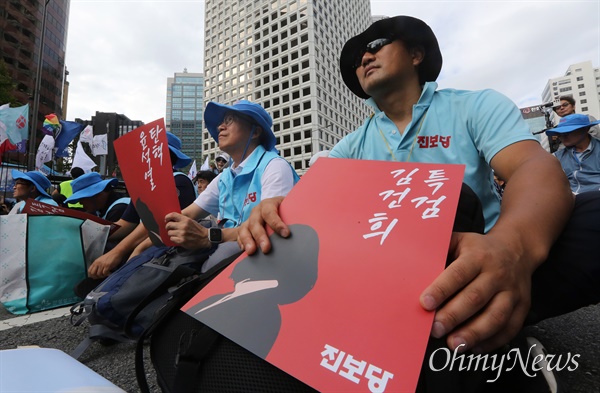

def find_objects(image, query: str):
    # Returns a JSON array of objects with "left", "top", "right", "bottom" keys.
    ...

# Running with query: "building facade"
[
  {"left": 166, "top": 70, "right": 204, "bottom": 164},
  {"left": 75, "top": 112, "right": 144, "bottom": 177},
  {"left": 202, "top": 0, "right": 372, "bottom": 174},
  {"left": 542, "top": 61, "right": 600, "bottom": 123},
  {"left": 1, "top": 0, "right": 70, "bottom": 131}
]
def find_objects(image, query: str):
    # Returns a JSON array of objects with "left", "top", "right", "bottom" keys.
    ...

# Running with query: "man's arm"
[
  {"left": 88, "top": 222, "right": 150, "bottom": 278},
  {"left": 420, "top": 140, "right": 573, "bottom": 353}
]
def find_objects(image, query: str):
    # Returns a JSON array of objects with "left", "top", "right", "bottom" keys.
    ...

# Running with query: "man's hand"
[
  {"left": 420, "top": 231, "right": 534, "bottom": 353},
  {"left": 237, "top": 196, "right": 288, "bottom": 254},
  {"left": 88, "top": 251, "right": 125, "bottom": 279},
  {"left": 165, "top": 212, "right": 211, "bottom": 249}
]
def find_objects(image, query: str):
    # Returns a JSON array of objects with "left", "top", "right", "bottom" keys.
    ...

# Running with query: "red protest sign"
[
  {"left": 182, "top": 158, "right": 465, "bottom": 393},
  {"left": 113, "top": 118, "right": 179, "bottom": 247}
]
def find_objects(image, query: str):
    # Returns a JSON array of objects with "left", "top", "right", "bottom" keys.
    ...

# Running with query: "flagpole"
[{"left": 27, "top": 0, "right": 51, "bottom": 170}]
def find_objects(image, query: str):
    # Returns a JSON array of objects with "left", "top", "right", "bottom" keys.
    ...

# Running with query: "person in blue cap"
[
  {"left": 9, "top": 170, "right": 58, "bottom": 214},
  {"left": 126, "top": 100, "right": 301, "bottom": 273},
  {"left": 546, "top": 113, "right": 600, "bottom": 194},
  {"left": 64, "top": 172, "right": 130, "bottom": 222}
]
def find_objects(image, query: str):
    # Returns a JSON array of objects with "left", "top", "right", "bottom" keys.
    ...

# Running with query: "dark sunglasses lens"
[
  {"left": 354, "top": 38, "right": 392, "bottom": 69},
  {"left": 366, "top": 38, "right": 392, "bottom": 53}
]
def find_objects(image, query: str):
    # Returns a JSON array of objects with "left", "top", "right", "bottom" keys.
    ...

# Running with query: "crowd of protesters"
[{"left": 1, "top": 14, "right": 599, "bottom": 392}]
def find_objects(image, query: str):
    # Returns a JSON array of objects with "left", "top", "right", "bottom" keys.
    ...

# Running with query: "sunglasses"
[
  {"left": 215, "top": 158, "right": 227, "bottom": 163},
  {"left": 354, "top": 37, "right": 394, "bottom": 69}
]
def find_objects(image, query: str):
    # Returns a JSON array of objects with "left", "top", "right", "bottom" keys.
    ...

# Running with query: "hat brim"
[
  {"left": 204, "top": 102, "right": 276, "bottom": 151},
  {"left": 546, "top": 119, "right": 600, "bottom": 136},
  {"left": 11, "top": 170, "right": 52, "bottom": 198},
  {"left": 168, "top": 145, "right": 192, "bottom": 168},
  {"left": 65, "top": 178, "right": 118, "bottom": 203},
  {"left": 340, "top": 16, "right": 443, "bottom": 99}
]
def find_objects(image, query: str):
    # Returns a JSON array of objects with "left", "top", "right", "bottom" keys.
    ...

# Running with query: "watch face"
[{"left": 209, "top": 227, "right": 223, "bottom": 243}]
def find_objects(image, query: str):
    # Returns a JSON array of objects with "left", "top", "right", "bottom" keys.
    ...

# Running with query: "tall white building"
[
  {"left": 202, "top": 0, "right": 372, "bottom": 174},
  {"left": 166, "top": 70, "right": 204, "bottom": 164},
  {"left": 542, "top": 61, "right": 600, "bottom": 123}
]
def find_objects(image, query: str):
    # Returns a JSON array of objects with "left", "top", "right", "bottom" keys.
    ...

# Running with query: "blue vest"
[
  {"left": 102, "top": 197, "right": 131, "bottom": 220},
  {"left": 217, "top": 146, "right": 299, "bottom": 228},
  {"left": 554, "top": 137, "right": 600, "bottom": 194}
]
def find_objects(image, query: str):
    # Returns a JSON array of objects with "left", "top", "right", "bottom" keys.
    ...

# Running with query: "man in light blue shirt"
[
  {"left": 238, "top": 16, "right": 579, "bottom": 360},
  {"left": 546, "top": 114, "right": 600, "bottom": 194}
]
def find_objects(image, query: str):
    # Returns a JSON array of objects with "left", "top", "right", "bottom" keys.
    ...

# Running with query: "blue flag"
[
  {"left": 0, "top": 104, "right": 29, "bottom": 144},
  {"left": 55, "top": 120, "right": 84, "bottom": 157}
]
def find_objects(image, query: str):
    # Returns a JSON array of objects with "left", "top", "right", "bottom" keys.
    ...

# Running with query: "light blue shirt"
[
  {"left": 553, "top": 137, "right": 600, "bottom": 194},
  {"left": 330, "top": 82, "right": 537, "bottom": 231}
]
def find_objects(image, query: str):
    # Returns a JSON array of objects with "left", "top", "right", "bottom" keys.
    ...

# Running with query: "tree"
[{"left": 0, "top": 60, "right": 19, "bottom": 106}]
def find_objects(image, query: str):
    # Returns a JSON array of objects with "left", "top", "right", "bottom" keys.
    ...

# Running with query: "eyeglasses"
[
  {"left": 354, "top": 37, "right": 394, "bottom": 69},
  {"left": 220, "top": 112, "right": 254, "bottom": 127},
  {"left": 557, "top": 103, "right": 571, "bottom": 109}
]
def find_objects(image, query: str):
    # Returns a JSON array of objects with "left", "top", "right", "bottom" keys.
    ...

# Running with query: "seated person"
[
  {"left": 193, "top": 170, "right": 218, "bottom": 196},
  {"left": 84, "top": 133, "right": 198, "bottom": 281},
  {"left": 9, "top": 170, "right": 57, "bottom": 214},
  {"left": 546, "top": 114, "right": 600, "bottom": 194},
  {"left": 52, "top": 166, "right": 85, "bottom": 209},
  {"left": 214, "top": 152, "right": 230, "bottom": 174},
  {"left": 148, "top": 100, "right": 299, "bottom": 273},
  {"left": 64, "top": 172, "right": 129, "bottom": 222},
  {"left": 238, "top": 16, "right": 599, "bottom": 369}
]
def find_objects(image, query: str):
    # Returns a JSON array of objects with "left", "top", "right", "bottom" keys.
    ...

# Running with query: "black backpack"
[
  {"left": 70, "top": 243, "right": 218, "bottom": 359},
  {"left": 134, "top": 247, "right": 317, "bottom": 393}
]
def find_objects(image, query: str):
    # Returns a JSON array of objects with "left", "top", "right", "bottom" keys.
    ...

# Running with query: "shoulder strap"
[
  {"left": 135, "top": 250, "right": 243, "bottom": 393},
  {"left": 102, "top": 197, "right": 131, "bottom": 220}
]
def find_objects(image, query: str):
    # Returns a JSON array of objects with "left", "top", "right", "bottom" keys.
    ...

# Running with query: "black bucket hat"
[{"left": 340, "top": 16, "right": 443, "bottom": 99}]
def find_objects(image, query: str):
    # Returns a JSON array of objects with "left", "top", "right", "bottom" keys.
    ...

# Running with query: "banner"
[
  {"left": 72, "top": 140, "right": 97, "bottom": 173},
  {"left": 182, "top": 159, "right": 465, "bottom": 393},
  {"left": 0, "top": 104, "right": 29, "bottom": 144},
  {"left": 35, "top": 135, "right": 55, "bottom": 170},
  {"left": 42, "top": 114, "right": 60, "bottom": 136},
  {"left": 92, "top": 134, "right": 108, "bottom": 156},
  {"left": 55, "top": 120, "right": 84, "bottom": 157},
  {"left": 113, "top": 118, "right": 180, "bottom": 247},
  {"left": 80, "top": 125, "right": 93, "bottom": 144}
]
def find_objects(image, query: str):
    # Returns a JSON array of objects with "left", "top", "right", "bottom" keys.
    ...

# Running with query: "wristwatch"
[{"left": 208, "top": 227, "right": 223, "bottom": 244}]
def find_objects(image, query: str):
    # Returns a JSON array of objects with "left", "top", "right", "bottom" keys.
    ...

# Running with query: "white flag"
[
  {"left": 73, "top": 140, "right": 97, "bottom": 173},
  {"left": 188, "top": 160, "right": 197, "bottom": 180},
  {"left": 80, "top": 125, "right": 93, "bottom": 144},
  {"left": 200, "top": 156, "right": 210, "bottom": 171},
  {"left": 35, "top": 135, "right": 55, "bottom": 170},
  {"left": 92, "top": 134, "right": 108, "bottom": 156}
]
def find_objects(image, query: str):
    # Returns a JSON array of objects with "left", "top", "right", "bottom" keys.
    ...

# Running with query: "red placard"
[
  {"left": 182, "top": 158, "right": 465, "bottom": 393},
  {"left": 113, "top": 118, "right": 180, "bottom": 247},
  {"left": 21, "top": 198, "right": 120, "bottom": 235}
]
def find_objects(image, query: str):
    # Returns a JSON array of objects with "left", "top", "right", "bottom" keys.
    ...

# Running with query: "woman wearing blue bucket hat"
[
  {"left": 9, "top": 170, "right": 58, "bottom": 214},
  {"left": 131, "top": 100, "right": 300, "bottom": 272}
]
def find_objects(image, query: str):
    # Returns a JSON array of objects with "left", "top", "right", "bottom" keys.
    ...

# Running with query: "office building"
[
  {"left": 202, "top": 0, "right": 372, "bottom": 174},
  {"left": 166, "top": 70, "right": 204, "bottom": 164},
  {"left": 1, "top": 0, "right": 71, "bottom": 128},
  {"left": 542, "top": 61, "right": 600, "bottom": 124},
  {"left": 75, "top": 112, "right": 144, "bottom": 177}
]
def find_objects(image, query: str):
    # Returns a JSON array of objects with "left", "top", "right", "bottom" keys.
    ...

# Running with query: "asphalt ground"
[{"left": 1, "top": 302, "right": 599, "bottom": 393}]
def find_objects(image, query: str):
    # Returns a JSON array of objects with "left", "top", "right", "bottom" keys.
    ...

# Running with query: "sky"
[{"left": 65, "top": 0, "right": 600, "bottom": 123}]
